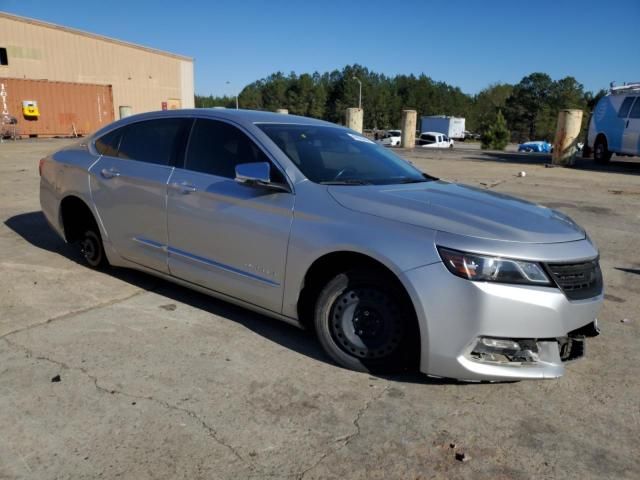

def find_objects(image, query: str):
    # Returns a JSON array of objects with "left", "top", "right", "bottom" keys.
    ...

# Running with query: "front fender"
[{"left": 281, "top": 183, "right": 440, "bottom": 319}]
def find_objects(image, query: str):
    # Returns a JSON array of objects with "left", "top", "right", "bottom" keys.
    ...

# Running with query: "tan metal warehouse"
[{"left": 0, "top": 11, "right": 194, "bottom": 136}]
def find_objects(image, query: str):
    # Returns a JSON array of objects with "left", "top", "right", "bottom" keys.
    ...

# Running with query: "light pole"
[
  {"left": 352, "top": 76, "right": 362, "bottom": 110},
  {"left": 226, "top": 81, "right": 239, "bottom": 109}
]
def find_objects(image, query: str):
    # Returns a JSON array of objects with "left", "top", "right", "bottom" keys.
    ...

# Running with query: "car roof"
[
  {"left": 129, "top": 108, "right": 334, "bottom": 126},
  {"left": 91, "top": 108, "right": 338, "bottom": 139},
  {"left": 420, "top": 131, "right": 445, "bottom": 136}
]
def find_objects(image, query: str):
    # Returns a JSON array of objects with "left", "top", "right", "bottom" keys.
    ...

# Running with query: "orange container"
[{"left": 0, "top": 77, "right": 114, "bottom": 137}]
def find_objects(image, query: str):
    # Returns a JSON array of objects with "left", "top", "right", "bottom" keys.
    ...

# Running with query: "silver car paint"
[
  {"left": 328, "top": 182, "right": 586, "bottom": 243},
  {"left": 40, "top": 109, "right": 603, "bottom": 381},
  {"left": 89, "top": 156, "right": 173, "bottom": 273},
  {"left": 165, "top": 167, "right": 294, "bottom": 312}
]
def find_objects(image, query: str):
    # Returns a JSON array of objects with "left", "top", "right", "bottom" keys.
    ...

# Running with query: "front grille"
[{"left": 545, "top": 259, "right": 603, "bottom": 300}]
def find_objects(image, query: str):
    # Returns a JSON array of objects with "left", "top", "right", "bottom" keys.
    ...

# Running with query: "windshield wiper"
[
  {"left": 387, "top": 176, "right": 432, "bottom": 184},
  {"left": 395, "top": 178, "right": 428, "bottom": 184},
  {"left": 320, "top": 179, "right": 372, "bottom": 185}
]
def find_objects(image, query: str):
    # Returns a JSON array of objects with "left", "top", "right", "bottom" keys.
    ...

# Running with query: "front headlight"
[{"left": 437, "top": 247, "right": 551, "bottom": 285}]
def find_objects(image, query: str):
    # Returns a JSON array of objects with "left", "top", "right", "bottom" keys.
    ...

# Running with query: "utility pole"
[
  {"left": 226, "top": 81, "right": 239, "bottom": 109},
  {"left": 352, "top": 76, "right": 362, "bottom": 110}
]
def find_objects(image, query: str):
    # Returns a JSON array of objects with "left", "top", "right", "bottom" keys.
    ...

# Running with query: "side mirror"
[
  {"left": 235, "top": 162, "right": 289, "bottom": 192},
  {"left": 235, "top": 162, "right": 271, "bottom": 185}
]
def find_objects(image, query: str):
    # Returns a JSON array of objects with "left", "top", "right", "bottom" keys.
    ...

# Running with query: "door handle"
[
  {"left": 100, "top": 168, "right": 120, "bottom": 179},
  {"left": 170, "top": 181, "right": 197, "bottom": 194}
]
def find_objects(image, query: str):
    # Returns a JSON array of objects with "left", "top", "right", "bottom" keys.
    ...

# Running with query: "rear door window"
[
  {"left": 117, "top": 118, "right": 192, "bottom": 166},
  {"left": 95, "top": 128, "right": 122, "bottom": 157},
  {"left": 618, "top": 97, "right": 636, "bottom": 118}
]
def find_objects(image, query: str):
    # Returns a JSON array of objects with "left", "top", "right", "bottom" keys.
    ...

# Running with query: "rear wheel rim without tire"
[
  {"left": 80, "top": 231, "right": 102, "bottom": 267},
  {"left": 329, "top": 287, "right": 405, "bottom": 359}
]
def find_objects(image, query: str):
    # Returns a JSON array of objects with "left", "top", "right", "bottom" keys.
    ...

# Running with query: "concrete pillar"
[
  {"left": 345, "top": 108, "right": 363, "bottom": 133},
  {"left": 276, "top": 108, "right": 288, "bottom": 114},
  {"left": 552, "top": 109, "right": 584, "bottom": 166},
  {"left": 401, "top": 110, "right": 417, "bottom": 148}
]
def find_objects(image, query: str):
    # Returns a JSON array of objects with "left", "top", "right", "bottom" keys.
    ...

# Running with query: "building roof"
[{"left": 0, "top": 11, "right": 193, "bottom": 62}]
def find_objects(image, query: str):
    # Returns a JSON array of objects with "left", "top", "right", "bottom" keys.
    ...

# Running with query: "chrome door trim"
[
  {"left": 167, "top": 246, "right": 280, "bottom": 287},
  {"left": 133, "top": 236, "right": 167, "bottom": 251}
]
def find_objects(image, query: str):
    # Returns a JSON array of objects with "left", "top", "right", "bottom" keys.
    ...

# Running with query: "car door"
[
  {"left": 89, "top": 117, "right": 192, "bottom": 273},
  {"left": 622, "top": 97, "right": 640, "bottom": 155},
  {"left": 166, "top": 118, "right": 294, "bottom": 313}
]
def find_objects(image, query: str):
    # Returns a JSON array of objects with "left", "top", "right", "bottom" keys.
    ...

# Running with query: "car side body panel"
[
  {"left": 89, "top": 155, "right": 174, "bottom": 273},
  {"left": 166, "top": 167, "right": 295, "bottom": 313}
]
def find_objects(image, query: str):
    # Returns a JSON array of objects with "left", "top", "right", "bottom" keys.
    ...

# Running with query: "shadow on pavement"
[
  {"left": 465, "top": 151, "right": 640, "bottom": 175},
  {"left": 5, "top": 211, "right": 473, "bottom": 386},
  {"left": 615, "top": 267, "right": 640, "bottom": 276}
]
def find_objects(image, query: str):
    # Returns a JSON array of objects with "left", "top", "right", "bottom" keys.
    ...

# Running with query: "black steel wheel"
[
  {"left": 314, "top": 269, "right": 418, "bottom": 373},
  {"left": 79, "top": 229, "right": 107, "bottom": 269}
]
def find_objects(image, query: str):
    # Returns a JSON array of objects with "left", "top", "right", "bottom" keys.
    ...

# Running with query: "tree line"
[{"left": 195, "top": 65, "right": 606, "bottom": 142}]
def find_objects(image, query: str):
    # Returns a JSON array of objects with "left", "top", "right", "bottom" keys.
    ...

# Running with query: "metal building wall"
[
  {"left": 1, "top": 78, "right": 114, "bottom": 137},
  {"left": 0, "top": 12, "right": 194, "bottom": 119}
]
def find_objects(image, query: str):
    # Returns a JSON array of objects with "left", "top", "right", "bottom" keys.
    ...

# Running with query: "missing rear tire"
[{"left": 79, "top": 229, "right": 107, "bottom": 269}]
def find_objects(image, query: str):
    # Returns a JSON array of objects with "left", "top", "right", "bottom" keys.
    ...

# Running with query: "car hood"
[{"left": 328, "top": 181, "right": 585, "bottom": 243}]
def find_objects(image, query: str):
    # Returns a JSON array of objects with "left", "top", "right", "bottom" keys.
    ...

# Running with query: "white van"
[{"left": 586, "top": 83, "right": 640, "bottom": 163}]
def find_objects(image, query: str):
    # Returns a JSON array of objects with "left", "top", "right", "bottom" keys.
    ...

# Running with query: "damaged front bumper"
[
  {"left": 402, "top": 261, "right": 604, "bottom": 381},
  {"left": 458, "top": 320, "right": 599, "bottom": 380}
]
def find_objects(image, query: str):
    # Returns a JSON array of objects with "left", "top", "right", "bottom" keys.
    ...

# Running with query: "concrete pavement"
[{"left": 1, "top": 139, "right": 638, "bottom": 479}]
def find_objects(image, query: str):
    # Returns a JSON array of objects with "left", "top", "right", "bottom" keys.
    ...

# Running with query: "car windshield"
[{"left": 257, "top": 124, "right": 429, "bottom": 185}]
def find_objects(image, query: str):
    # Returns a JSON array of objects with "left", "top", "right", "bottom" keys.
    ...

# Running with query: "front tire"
[
  {"left": 313, "top": 269, "right": 418, "bottom": 373},
  {"left": 79, "top": 228, "right": 108, "bottom": 269},
  {"left": 594, "top": 136, "right": 612, "bottom": 164}
]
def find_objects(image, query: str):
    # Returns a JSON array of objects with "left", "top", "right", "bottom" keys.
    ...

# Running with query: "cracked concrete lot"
[{"left": 1, "top": 139, "right": 639, "bottom": 479}]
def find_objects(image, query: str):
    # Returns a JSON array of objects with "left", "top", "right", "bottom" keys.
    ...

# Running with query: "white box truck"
[{"left": 420, "top": 116, "right": 466, "bottom": 140}]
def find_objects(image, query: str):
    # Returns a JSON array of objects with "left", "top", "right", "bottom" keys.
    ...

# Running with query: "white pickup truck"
[
  {"left": 375, "top": 129, "right": 402, "bottom": 147},
  {"left": 418, "top": 131, "right": 454, "bottom": 148}
]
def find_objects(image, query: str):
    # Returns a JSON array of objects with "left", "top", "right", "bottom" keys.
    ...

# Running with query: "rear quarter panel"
[{"left": 39, "top": 141, "right": 100, "bottom": 240}]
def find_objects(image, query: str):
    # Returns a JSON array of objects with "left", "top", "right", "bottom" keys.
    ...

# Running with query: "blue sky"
[{"left": 2, "top": 0, "right": 638, "bottom": 96}]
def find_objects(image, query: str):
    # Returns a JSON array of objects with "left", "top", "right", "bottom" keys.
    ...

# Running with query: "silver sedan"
[{"left": 39, "top": 109, "right": 603, "bottom": 381}]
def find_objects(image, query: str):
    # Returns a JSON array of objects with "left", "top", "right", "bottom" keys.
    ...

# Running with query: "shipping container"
[{"left": 0, "top": 77, "right": 114, "bottom": 137}]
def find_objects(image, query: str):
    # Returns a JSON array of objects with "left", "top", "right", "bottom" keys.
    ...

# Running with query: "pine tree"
[{"left": 481, "top": 110, "right": 510, "bottom": 150}]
